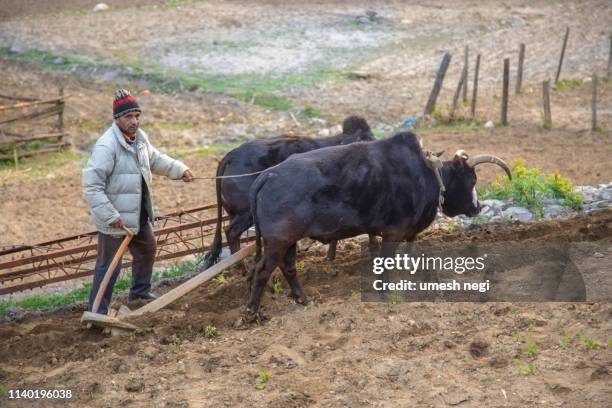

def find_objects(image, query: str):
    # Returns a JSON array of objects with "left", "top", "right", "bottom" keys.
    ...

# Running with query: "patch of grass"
[
  {"left": 213, "top": 270, "right": 227, "bottom": 285},
  {"left": 372, "top": 128, "right": 388, "bottom": 139},
  {"left": 254, "top": 370, "right": 270, "bottom": 390},
  {"left": 559, "top": 331, "right": 572, "bottom": 349},
  {"left": 445, "top": 223, "right": 458, "bottom": 233},
  {"left": 162, "top": 0, "right": 195, "bottom": 8},
  {"left": 170, "top": 336, "right": 182, "bottom": 353},
  {"left": 553, "top": 78, "right": 581, "bottom": 92},
  {"left": 514, "top": 361, "right": 536, "bottom": 376},
  {"left": 0, "top": 47, "right": 96, "bottom": 71},
  {"left": 0, "top": 257, "right": 202, "bottom": 316},
  {"left": 296, "top": 261, "right": 306, "bottom": 272},
  {"left": 0, "top": 47, "right": 347, "bottom": 114},
  {"left": 204, "top": 325, "right": 219, "bottom": 338},
  {"left": 521, "top": 340, "right": 540, "bottom": 358},
  {"left": 0, "top": 150, "right": 85, "bottom": 183},
  {"left": 272, "top": 275, "right": 282, "bottom": 295},
  {"left": 79, "top": 120, "right": 108, "bottom": 133},
  {"left": 579, "top": 333, "right": 606, "bottom": 350},
  {"left": 301, "top": 106, "right": 322, "bottom": 118},
  {"left": 0, "top": 283, "right": 92, "bottom": 315},
  {"left": 0, "top": 383, "right": 7, "bottom": 397},
  {"left": 390, "top": 292, "right": 403, "bottom": 305},
  {"left": 170, "top": 143, "right": 239, "bottom": 159},
  {"left": 513, "top": 331, "right": 524, "bottom": 342},
  {"left": 479, "top": 159, "right": 583, "bottom": 218},
  {"left": 241, "top": 92, "right": 293, "bottom": 111}
]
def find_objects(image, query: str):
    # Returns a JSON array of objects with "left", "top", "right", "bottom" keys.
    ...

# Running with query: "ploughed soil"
[
  {"left": 0, "top": 1, "right": 611, "bottom": 406},
  {"left": 0, "top": 209, "right": 610, "bottom": 407}
]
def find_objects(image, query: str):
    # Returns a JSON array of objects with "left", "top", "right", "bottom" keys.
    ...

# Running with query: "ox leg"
[
  {"left": 326, "top": 240, "right": 338, "bottom": 261},
  {"left": 379, "top": 239, "right": 400, "bottom": 300},
  {"left": 246, "top": 241, "right": 286, "bottom": 316},
  {"left": 280, "top": 244, "right": 307, "bottom": 305},
  {"left": 224, "top": 212, "right": 253, "bottom": 275}
]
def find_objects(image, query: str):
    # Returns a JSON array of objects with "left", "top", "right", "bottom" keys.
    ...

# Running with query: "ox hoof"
[
  {"left": 241, "top": 308, "right": 267, "bottom": 325},
  {"left": 289, "top": 292, "right": 309, "bottom": 305}
]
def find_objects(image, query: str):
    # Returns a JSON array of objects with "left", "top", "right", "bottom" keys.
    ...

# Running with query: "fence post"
[
  {"left": 471, "top": 54, "right": 481, "bottom": 118},
  {"left": 607, "top": 34, "right": 611, "bottom": 80},
  {"left": 424, "top": 52, "right": 452, "bottom": 115},
  {"left": 501, "top": 58, "right": 510, "bottom": 126},
  {"left": 462, "top": 46, "right": 469, "bottom": 102},
  {"left": 57, "top": 86, "right": 64, "bottom": 133},
  {"left": 13, "top": 147, "right": 18, "bottom": 170},
  {"left": 555, "top": 27, "right": 570, "bottom": 84},
  {"left": 516, "top": 43, "right": 525, "bottom": 94},
  {"left": 542, "top": 80, "right": 552, "bottom": 130},
  {"left": 592, "top": 73, "right": 598, "bottom": 132},
  {"left": 451, "top": 69, "right": 467, "bottom": 119}
]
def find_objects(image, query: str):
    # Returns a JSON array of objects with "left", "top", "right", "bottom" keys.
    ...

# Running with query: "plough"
[{"left": 81, "top": 244, "right": 255, "bottom": 335}]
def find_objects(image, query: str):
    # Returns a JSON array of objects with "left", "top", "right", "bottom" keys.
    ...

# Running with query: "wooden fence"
[
  {"left": 423, "top": 28, "right": 610, "bottom": 131},
  {"left": 0, "top": 88, "right": 70, "bottom": 163}
]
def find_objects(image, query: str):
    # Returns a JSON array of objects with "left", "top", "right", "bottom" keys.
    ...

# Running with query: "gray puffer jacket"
[{"left": 83, "top": 122, "right": 189, "bottom": 236}]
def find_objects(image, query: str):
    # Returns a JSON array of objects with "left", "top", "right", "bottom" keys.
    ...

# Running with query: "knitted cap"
[{"left": 113, "top": 89, "right": 141, "bottom": 118}]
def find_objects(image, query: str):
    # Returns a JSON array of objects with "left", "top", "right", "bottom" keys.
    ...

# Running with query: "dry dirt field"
[{"left": 0, "top": 1, "right": 611, "bottom": 407}]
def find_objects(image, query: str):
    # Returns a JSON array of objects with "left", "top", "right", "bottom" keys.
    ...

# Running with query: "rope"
[{"left": 186, "top": 161, "right": 284, "bottom": 181}]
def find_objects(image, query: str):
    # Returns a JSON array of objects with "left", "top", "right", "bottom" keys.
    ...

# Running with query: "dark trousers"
[{"left": 88, "top": 222, "right": 157, "bottom": 314}]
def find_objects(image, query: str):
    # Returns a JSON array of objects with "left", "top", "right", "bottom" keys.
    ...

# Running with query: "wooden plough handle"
[{"left": 91, "top": 226, "right": 134, "bottom": 314}]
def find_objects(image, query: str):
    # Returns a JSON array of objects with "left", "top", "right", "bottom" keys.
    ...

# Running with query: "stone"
[
  {"left": 124, "top": 377, "right": 144, "bottom": 392},
  {"left": 543, "top": 205, "right": 569, "bottom": 219},
  {"left": 599, "top": 190, "right": 612, "bottom": 201},
  {"left": 511, "top": 15, "right": 527, "bottom": 27},
  {"left": 52, "top": 57, "right": 65, "bottom": 65},
  {"left": 317, "top": 128, "right": 331, "bottom": 137},
  {"left": 480, "top": 199, "right": 505, "bottom": 211},
  {"left": 484, "top": 121, "right": 495, "bottom": 129},
  {"left": 142, "top": 346, "right": 157, "bottom": 360},
  {"left": 490, "top": 215, "right": 502, "bottom": 223},
  {"left": 502, "top": 207, "right": 533, "bottom": 222},
  {"left": 584, "top": 200, "right": 610, "bottom": 210},
  {"left": 479, "top": 207, "right": 495, "bottom": 218},
  {"left": 93, "top": 3, "right": 109, "bottom": 12}
]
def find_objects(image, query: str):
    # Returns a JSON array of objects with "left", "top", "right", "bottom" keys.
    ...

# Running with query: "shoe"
[{"left": 128, "top": 291, "right": 159, "bottom": 301}]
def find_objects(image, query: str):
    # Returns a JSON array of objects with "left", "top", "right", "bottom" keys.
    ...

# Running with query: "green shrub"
[{"left": 479, "top": 159, "right": 583, "bottom": 217}]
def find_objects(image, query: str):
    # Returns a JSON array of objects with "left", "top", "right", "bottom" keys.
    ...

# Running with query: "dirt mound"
[{"left": 1, "top": 210, "right": 610, "bottom": 407}]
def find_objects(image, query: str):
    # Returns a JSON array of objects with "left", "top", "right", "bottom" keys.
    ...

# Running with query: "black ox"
[
  {"left": 203, "top": 115, "right": 375, "bottom": 270},
  {"left": 246, "top": 131, "right": 511, "bottom": 315}
]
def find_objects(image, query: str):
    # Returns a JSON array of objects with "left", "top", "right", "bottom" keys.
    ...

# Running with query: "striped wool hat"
[{"left": 112, "top": 89, "right": 141, "bottom": 118}]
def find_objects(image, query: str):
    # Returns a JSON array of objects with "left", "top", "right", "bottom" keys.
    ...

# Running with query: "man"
[{"left": 83, "top": 89, "right": 194, "bottom": 314}]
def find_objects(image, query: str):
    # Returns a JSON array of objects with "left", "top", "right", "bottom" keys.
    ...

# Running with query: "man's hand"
[
  {"left": 110, "top": 217, "right": 125, "bottom": 229},
  {"left": 182, "top": 169, "right": 194, "bottom": 182}
]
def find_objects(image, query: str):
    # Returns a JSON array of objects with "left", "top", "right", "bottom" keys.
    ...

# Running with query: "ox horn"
[{"left": 466, "top": 155, "right": 512, "bottom": 179}]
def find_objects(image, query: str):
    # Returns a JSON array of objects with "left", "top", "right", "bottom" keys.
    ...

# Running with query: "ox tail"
[
  {"left": 201, "top": 156, "right": 229, "bottom": 270},
  {"left": 250, "top": 173, "right": 268, "bottom": 263}
]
